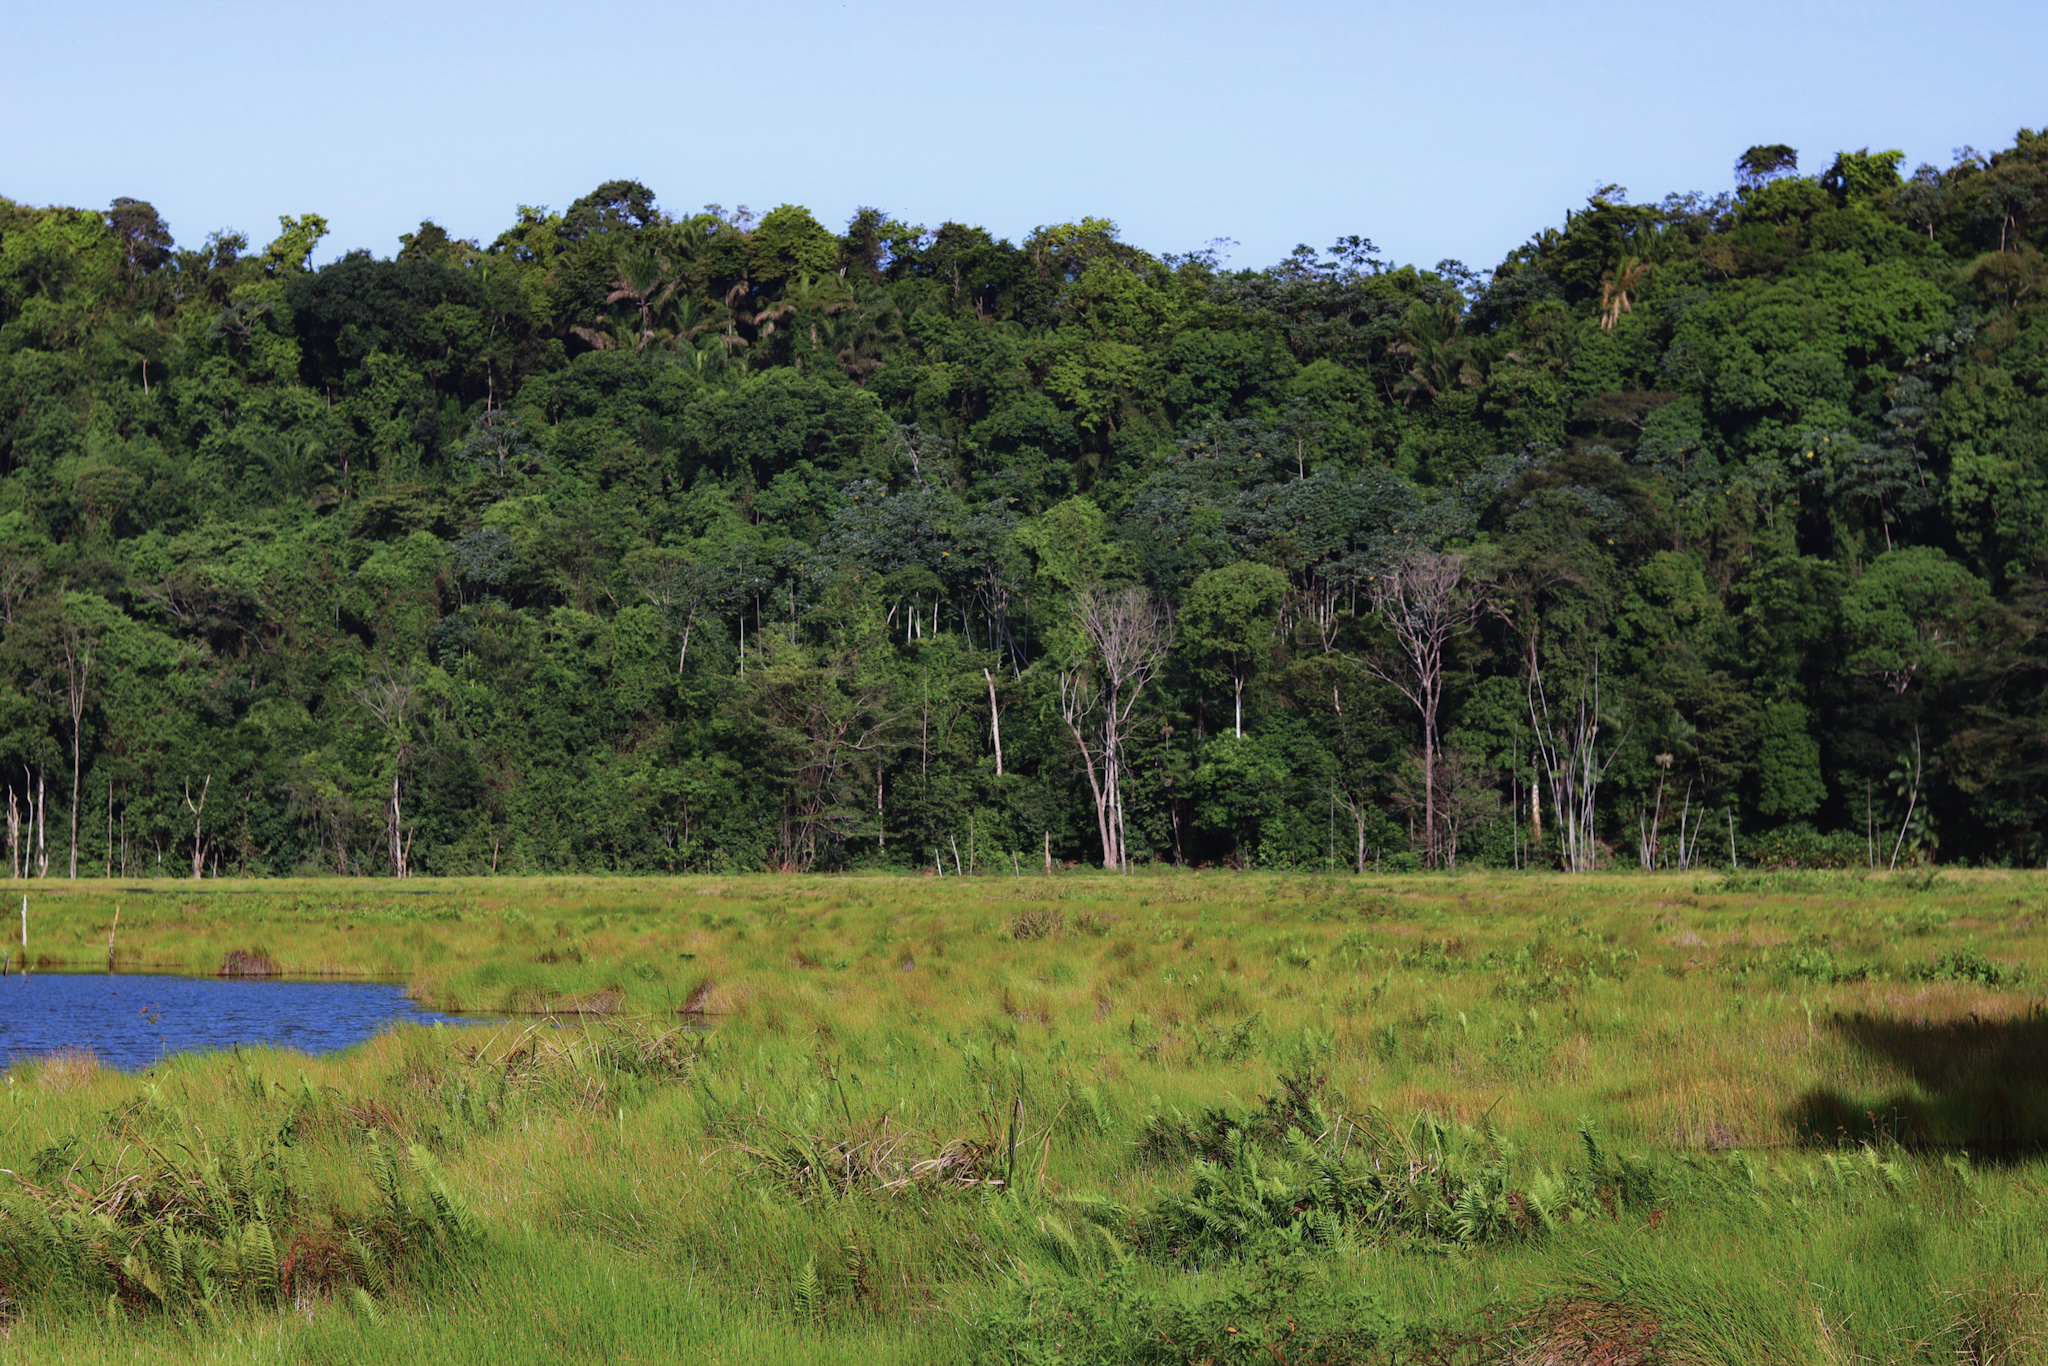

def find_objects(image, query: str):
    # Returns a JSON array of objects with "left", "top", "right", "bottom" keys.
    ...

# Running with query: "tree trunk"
[
  {"left": 68, "top": 738, "right": 79, "bottom": 880},
  {"left": 63, "top": 635, "right": 92, "bottom": 881},
  {"left": 984, "top": 668, "right": 1004, "bottom": 776},
  {"left": 391, "top": 774, "right": 405, "bottom": 878},
  {"left": 185, "top": 775, "right": 209, "bottom": 880},
  {"left": 1059, "top": 670, "right": 1116, "bottom": 869},
  {"left": 1421, "top": 713, "right": 1436, "bottom": 869},
  {"left": 1065, "top": 589, "right": 1173, "bottom": 872},
  {"left": 1358, "top": 552, "right": 1468, "bottom": 870},
  {"left": 1106, "top": 749, "right": 1126, "bottom": 871}
]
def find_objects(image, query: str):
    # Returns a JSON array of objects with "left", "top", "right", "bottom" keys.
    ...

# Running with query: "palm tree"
[
  {"left": 780, "top": 273, "right": 854, "bottom": 343},
  {"left": 819, "top": 282, "right": 905, "bottom": 384},
  {"left": 774, "top": 273, "right": 855, "bottom": 369},
  {"left": 607, "top": 243, "right": 675, "bottom": 354},
  {"left": 1598, "top": 256, "right": 1651, "bottom": 330},
  {"left": 1391, "top": 301, "right": 1476, "bottom": 404},
  {"left": 719, "top": 280, "right": 755, "bottom": 358},
  {"left": 654, "top": 293, "right": 721, "bottom": 354}
]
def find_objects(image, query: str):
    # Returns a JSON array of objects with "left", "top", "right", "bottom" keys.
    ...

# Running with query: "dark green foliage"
[
  {"left": 1756, "top": 699, "right": 1826, "bottom": 818},
  {"left": 0, "top": 1120, "right": 476, "bottom": 1320},
  {"left": 4, "top": 135, "right": 2048, "bottom": 873}
]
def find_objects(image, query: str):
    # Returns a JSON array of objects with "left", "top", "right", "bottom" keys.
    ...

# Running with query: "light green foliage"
[
  {"left": 1822, "top": 148, "right": 1907, "bottom": 202},
  {"left": 747, "top": 205, "right": 840, "bottom": 283},
  {"left": 262, "top": 213, "right": 331, "bottom": 273}
]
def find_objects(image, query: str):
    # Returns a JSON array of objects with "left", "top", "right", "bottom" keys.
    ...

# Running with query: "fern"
[
  {"left": 406, "top": 1145, "right": 479, "bottom": 1249},
  {"left": 345, "top": 1233, "right": 386, "bottom": 1292},
  {"left": 219, "top": 1144, "right": 255, "bottom": 1220},
  {"left": 792, "top": 1257, "right": 822, "bottom": 1323},
  {"left": 154, "top": 1226, "right": 187, "bottom": 1304},
  {"left": 241, "top": 1212, "right": 280, "bottom": 1305},
  {"left": 1523, "top": 1170, "right": 1564, "bottom": 1234},
  {"left": 1578, "top": 1117, "right": 1605, "bottom": 1174},
  {"left": 1037, "top": 1214, "right": 1086, "bottom": 1272},
  {"left": 367, "top": 1132, "right": 403, "bottom": 1216}
]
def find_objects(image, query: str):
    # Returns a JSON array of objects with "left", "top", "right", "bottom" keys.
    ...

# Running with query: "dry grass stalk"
[
  {"left": 732, "top": 1114, "right": 1004, "bottom": 1200},
  {"left": 217, "top": 949, "right": 280, "bottom": 977},
  {"left": 1510, "top": 1297, "right": 1671, "bottom": 1366}
]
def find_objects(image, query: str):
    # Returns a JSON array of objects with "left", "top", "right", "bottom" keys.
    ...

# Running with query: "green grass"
[{"left": 3, "top": 868, "right": 2046, "bottom": 1363}]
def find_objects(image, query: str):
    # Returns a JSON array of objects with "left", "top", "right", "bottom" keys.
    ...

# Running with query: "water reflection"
[{"left": 0, "top": 972, "right": 481, "bottom": 1071}]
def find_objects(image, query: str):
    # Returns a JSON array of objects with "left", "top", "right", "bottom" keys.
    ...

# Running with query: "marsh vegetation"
[{"left": 0, "top": 869, "right": 2043, "bottom": 1363}]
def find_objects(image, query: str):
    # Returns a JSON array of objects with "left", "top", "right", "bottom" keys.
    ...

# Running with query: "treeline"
[{"left": 1, "top": 134, "right": 2046, "bottom": 875}]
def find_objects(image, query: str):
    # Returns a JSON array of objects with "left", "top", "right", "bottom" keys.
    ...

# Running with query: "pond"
[{"left": 0, "top": 971, "right": 483, "bottom": 1071}]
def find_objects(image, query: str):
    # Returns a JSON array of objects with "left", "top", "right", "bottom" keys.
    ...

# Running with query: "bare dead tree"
[
  {"left": 630, "top": 551, "right": 728, "bottom": 675},
  {"left": 1059, "top": 586, "right": 1173, "bottom": 870},
  {"left": 1351, "top": 551, "right": 1475, "bottom": 868},
  {"left": 1890, "top": 724, "right": 1925, "bottom": 872},
  {"left": 1332, "top": 783, "right": 1373, "bottom": 873},
  {"left": 1285, "top": 578, "right": 1343, "bottom": 655},
  {"left": 1670, "top": 781, "right": 1707, "bottom": 870},
  {"left": 889, "top": 423, "right": 952, "bottom": 486},
  {"left": 983, "top": 667, "right": 1004, "bottom": 777},
  {"left": 1637, "top": 753, "right": 1674, "bottom": 869},
  {"left": 747, "top": 645, "right": 894, "bottom": 871},
  {"left": 1527, "top": 651, "right": 1626, "bottom": 872},
  {"left": 184, "top": 775, "right": 210, "bottom": 880},
  {"left": 353, "top": 670, "right": 417, "bottom": 878},
  {"left": 1057, "top": 669, "right": 1113, "bottom": 867},
  {"left": 1392, "top": 749, "right": 1498, "bottom": 870},
  {"left": 60, "top": 623, "right": 95, "bottom": 879},
  {"left": 0, "top": 557, "right": 40, "bottom": 628}
]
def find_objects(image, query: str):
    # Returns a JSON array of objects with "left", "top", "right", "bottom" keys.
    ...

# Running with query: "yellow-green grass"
[{"left": 2, "top": 869, "right": 2045, "bottom": 1363}]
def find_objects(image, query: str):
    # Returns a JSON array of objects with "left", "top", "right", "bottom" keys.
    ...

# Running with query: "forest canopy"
[{"left": 3, "top": 134, "right": 2048, "bottom": 876}]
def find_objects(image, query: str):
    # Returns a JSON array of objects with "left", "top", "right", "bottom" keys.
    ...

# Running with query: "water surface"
[{"left": 0, "top": 972, "right": 481, "bottom": 1070}]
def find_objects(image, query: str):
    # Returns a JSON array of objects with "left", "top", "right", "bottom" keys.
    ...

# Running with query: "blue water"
[{"left": 0, "top": 972, "right": 482, "bottom": 1070}]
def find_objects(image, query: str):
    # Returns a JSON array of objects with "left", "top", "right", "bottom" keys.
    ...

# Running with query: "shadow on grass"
[{"left": 1789, "top": 1007, "right": 2048, "bottom": 1157}]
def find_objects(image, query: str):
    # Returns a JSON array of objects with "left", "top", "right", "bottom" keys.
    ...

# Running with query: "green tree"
[
  {"left": 1755, "top": 699, "right": 1825, "bottom": 818},
  {"left": 1181, "top": 561, "right": 1288, "bottom": 738},
  {"left": 1840, "top": 547, "right": 1988, "bottom": 696}
]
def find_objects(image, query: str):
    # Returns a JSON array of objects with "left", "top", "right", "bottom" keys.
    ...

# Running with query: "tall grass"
[{"left": 2, "top": 868, "right": 2045, "bottom": 1362}]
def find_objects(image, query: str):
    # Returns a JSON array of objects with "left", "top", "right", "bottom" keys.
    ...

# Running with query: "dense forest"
[{"left": 2, "top": 133, "right": 2046, "bottom": 876}]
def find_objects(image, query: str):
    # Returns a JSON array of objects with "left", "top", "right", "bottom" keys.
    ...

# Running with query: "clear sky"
[{"left": 4, "top": 0, "right": 2043, "bottom": 273}]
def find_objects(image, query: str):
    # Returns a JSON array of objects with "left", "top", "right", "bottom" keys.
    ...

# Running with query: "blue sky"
[{"left": 4, "top": 0, "right": 2043, "bottom": 272}]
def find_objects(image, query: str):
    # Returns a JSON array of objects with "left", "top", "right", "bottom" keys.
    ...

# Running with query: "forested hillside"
[{"left": 3, "top": 135, "right": 2046, "bottom": 876}]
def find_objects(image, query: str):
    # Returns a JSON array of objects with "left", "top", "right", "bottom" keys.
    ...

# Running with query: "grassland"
[{"left": 1, "top": 868, "right": 2044, "bottom": 1364}]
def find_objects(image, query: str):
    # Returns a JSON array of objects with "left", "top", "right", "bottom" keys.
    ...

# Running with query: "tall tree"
[
  {"left": 60, "top": 615, "right": 93, "bottom": 879},
  {"left": 1182, "top": 561, "right": 1288, "bottom": 738},
  {"left": 1353, "top": 552, "right": 1474, "bottom": 868},
  {"left": 354, "top": 670, "right": 418, "bottom": 879},
  {"left": 1058, "top": 587, "right": 1172, "bottom": 870}
]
